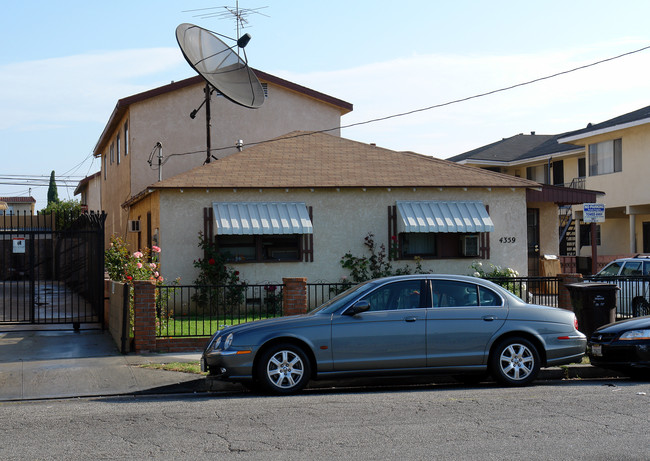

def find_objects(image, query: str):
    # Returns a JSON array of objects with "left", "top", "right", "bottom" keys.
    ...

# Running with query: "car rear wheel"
[
  {"left": 490, "top": 337, "right": 540, "bottom": 386},
  {"left": 256, "top": 343, "right": 311, "bottom": 395}
]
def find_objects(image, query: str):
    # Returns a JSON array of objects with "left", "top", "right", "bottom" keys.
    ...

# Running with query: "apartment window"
[
  {"left": 124, "top": 121, "right": 129, "bottom": 156},
  {"left": 526, "top": 164, "right": 549, "bottom": 184},
  {"left": 116, "top": 133, "right": 121, "bottom": 164},
  {"left": 110, "top": 142, "right": 114, "bottom": 165},
  {"left": 104, "top": 155, "right": 107, "bottom": 179},
  {"left": 589, "top": 139, "right": 622, "bottom": 176},
  {"left": 578, "top": 158, "right": 586, "bottom": 178},
  {"left": 580, "top": 224, "right": 601, "bottom": 247}
]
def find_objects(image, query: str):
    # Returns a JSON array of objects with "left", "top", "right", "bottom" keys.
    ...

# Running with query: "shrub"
[{"left": 192, "top": 233, "right": 245, "bottom": 314}]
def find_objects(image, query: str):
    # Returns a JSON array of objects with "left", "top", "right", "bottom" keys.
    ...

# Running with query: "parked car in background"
[
  {"left": 201, "top": 275, "right": 586, "bottom": 394},
  {"left": 594, "top": 255, "right": 650, "bottom": 317},
  {"left": 588, "top": 315, "right": 650, "bottom": 379}
]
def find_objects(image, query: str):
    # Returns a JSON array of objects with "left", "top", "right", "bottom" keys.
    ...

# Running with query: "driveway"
[{"left": 0, "top": 326, "right": 206, "bottom": 400}]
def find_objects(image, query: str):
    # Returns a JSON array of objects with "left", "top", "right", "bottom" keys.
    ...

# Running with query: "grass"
[
  {"left": 139, "top": 361, "right": 205, "bottom": 375},
  {"left": 157, "top": 314, "right": 278, "bottom": 337}
]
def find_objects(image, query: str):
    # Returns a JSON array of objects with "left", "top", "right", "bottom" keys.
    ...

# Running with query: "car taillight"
[{"left": 574, "top": 315, "right": 579, "bottom": 331}]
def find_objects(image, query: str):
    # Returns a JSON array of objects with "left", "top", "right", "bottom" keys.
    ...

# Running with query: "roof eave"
[{"left": 559, "top": 117, "right": 650, "bottom": 144}]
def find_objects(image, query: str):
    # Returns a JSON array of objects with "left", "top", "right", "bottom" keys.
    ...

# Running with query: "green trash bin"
[{"left": 566, "top": 282, "right": 618, "bottom": 338}]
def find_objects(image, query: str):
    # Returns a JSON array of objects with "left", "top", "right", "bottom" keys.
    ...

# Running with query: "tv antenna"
[
  {"left": 183, "top": 2, "right": 269, "bottom": 46},
  {"left": 176, "top": 21, "right": 265, "bottom": 164}
]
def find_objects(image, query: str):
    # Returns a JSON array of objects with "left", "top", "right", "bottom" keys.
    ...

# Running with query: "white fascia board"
[
  {"left": 559, "top": 118, "right": 650, "bottom": 143},
  {"left": 457, "top": 147, "right": 584, "bottom": 168}
]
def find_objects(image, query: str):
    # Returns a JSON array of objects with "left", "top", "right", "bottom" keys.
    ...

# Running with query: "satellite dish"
[{"left": 176, "top": 23, "right": 264, "bottom": 109}]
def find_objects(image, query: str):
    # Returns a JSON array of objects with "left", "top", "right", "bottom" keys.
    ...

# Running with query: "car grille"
[{"left": 589, "top": 332, "right": 617, "bottom": 344}]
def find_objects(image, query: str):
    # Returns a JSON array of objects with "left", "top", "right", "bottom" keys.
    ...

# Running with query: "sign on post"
[{"left": 583, "top": 203, "right": 605, "bottom": 223}]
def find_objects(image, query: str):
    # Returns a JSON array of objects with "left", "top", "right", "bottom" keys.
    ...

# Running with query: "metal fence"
[
  {"left": 155, "top": 283, "right": 284, "bottom": 338},
  {"left": 154, "top": 275, "right": 650, "bottom": 338},
  {"left": 584, "top": 275, "right": 650, "bottom": 318}
]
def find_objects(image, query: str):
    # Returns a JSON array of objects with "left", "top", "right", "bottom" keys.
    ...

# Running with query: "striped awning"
[
  {"left": 213, "top": 202, "right": 313, "bottom": 235},
  {"left": 396, "top": 201, "right": 494, "bottom": 233}
]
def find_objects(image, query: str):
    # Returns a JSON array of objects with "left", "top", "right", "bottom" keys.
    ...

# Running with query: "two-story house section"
[
  {"left": 93, "top": 70, "right": 353, "bottom": 246},
  {"left": 447, "top": 133, "right": 602, "bottom": 274},
  {"left": 559, "top": 105, "right": 650, "bottom": 257}
]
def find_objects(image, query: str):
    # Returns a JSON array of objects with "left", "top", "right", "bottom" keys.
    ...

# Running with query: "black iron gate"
[{"left": 0, "top": 211, "right": 106, "bottom": 326}]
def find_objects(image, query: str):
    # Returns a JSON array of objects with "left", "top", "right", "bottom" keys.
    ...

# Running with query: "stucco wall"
[{"left": 155, "top": 187, "right": 529, "bottom": 285}]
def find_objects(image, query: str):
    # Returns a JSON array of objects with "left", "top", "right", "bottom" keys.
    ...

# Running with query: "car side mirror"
[{"left": 345, "top": 300, "right": 370, "bottom": 316}]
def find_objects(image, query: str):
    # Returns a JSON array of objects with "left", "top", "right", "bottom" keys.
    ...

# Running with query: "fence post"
[
  {"left": 282, "top": 277, "right": 308, "bottom": 315},
  {"left": 558, "top": 273, "right": 583, "bottom": 311},
  {"left": 132, "top": 280, "right": 157, "bottom": 353}
]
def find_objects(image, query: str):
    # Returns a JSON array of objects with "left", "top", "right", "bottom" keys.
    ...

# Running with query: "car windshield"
[
  {"left": 311, "top": 280, "right": 378, "bottom": 314},
  {"left": 597, "top": 261, "right": 622, "bottom": 276}
]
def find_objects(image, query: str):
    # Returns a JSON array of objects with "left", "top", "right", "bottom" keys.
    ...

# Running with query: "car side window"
[
  {"left": 622, "top": 262, "right": 642, "bottom": 276},
  {"left": 361, "top": 281, "right": 422, "bottom": 312},
  {"left": 644, "top": 262, "right": 650, "bottom": 276},
  {"left": 478, "top": 286, "right": 502, "bottom": 306},
  {"left": 432, "top": 281, "right": 479, "bottom": 307}
]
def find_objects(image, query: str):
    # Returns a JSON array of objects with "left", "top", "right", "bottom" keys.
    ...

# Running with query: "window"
[
  {"left": 432, "top": 280, "right": 502, "bottom": 307},
  {"left": 399, "top": 232, "right": 481, "bottom": 259},
  {"left": 589, "top": 139, "right": 622, "bottom": 176},
  {"left": 216, "top": 234, "right": 302, "bottom": 262},
  {"left": 110, "top": 142, "right": 114, "bottom": 165},
  {"left": 578, "top": 158, "right": 586, "bottom": 178},
  {"left": 104, "top": 154, "right": 107, "bottom": 180},
  {"left": 621, "top": 262, "right": 643, "bottom": 276},
  {"left": 124, "top": 121, "right": 129, "bottom": 156},
  {"left": 360, "top": 280, "right": 423, "bottom": 311},
  {"left": 580, "top": 224, "right": 601, "bottom": 247},
  {"left": 116, "top": 133, "right": 121, "bottom": 164},
  {"left": 526, "top": 164, "right": 549, "bottom": 184}
]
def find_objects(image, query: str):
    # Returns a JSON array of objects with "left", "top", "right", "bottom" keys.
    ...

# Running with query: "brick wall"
[{"left": 282, "top": 277, "right": 308, "bottom": 315}]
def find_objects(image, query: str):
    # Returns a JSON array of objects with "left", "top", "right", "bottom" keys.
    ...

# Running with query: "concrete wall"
[{"left": 154, "top": 186, "right": 529, "bottom": 285}]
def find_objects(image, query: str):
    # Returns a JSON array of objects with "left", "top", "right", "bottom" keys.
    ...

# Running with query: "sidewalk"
[{"left": 0, "top": 327, "right": 621, "bottom": 401}]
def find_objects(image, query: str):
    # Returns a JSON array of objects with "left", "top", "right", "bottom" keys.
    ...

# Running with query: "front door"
[
  {"left": 331, "top": 280, "right": 426, "bottom": 371},
  {"left": 527, "top": 208, "right": 540, "bottom": 276}
]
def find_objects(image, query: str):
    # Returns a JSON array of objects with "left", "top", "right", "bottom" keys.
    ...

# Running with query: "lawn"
[{"left": 157, "top": 314, "right": 278, "bottom": 337}]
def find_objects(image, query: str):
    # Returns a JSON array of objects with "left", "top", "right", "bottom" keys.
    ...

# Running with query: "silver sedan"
[{"left": 201, "top": 275, "right": 586, "bottom": 394}]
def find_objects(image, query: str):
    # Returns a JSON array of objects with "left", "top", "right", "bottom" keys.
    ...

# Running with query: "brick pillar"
[
  {"left": 282, "top": 277, "right": 308, "bottom": 316},
  {"left": 558, "top": 273, "right": 584, "bottom": 311},
  {"left": 132, "top": 280, "right": 157, "bottom": 353}
]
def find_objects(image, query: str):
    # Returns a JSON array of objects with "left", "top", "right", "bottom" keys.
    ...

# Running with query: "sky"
[{"left": 3, "top": 1, "right": 650, "bottom": 209}]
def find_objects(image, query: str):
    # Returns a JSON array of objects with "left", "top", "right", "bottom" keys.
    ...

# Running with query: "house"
[
  {"left": 92, "top": 70, "right": 353, "bottom": 246},
  {"left": 448, "top": 133, "right": 604, "bottom": 274},
  {"left": 0, "top": 197, "right": 36, "bottom": 216},
  {"left": 123, "top": 131, "right": 545, "bottom": 284},
  {"left": 73, "top": 172, "right": 101, "bottom": 212},
  {"left": 558, "top": 104, "right": 650, "bottom": 256}
]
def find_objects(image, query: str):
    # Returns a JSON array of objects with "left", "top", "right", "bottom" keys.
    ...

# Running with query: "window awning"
[
  {"left": 213, "top": 202, "right": 313, "bottom": 235},
  {"left": 396, "top": 201, "right": 494, "bottom": 233}
]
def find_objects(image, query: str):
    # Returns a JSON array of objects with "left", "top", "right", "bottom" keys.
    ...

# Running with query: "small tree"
[
  {"left": 40, "top": 198, "right": 82, "bottom": 229},
  {"left": 47, "top": 170, "right": 59, "bottom": 206}
]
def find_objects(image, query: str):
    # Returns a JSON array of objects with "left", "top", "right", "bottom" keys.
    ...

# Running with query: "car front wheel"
[
  {"left": 490, "top": 337, "right": 540, "bottom": 386},
  {"left": 257, "top": 343, "right": 311, "bottom": 394}
]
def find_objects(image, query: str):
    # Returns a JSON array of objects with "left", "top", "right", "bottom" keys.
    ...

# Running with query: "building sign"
[
  {"left": 583, "top": 203, "right": 605, "bottom": 223},
  {"left": 13, "top": 238, "right": 25, "bottom": 254}
]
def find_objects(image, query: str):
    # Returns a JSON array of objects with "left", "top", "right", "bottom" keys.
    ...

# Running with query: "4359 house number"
[{"left": 499, "top": 237, "right": 516, "bottom": 243}]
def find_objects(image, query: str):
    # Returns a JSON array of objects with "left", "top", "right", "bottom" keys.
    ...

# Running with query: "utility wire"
[{"left": 162, "top": 42, "right": 650, "bottom": 161}]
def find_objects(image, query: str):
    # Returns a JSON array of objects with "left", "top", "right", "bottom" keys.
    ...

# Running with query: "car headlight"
[
  {"left": 212, "top": 335, "right": 222, "bottom": 351},
  {"left": 619, "top": 329, "right": 650, "bottom": 340},
  {"left": 223, "top": 333, "right": 234, "bottom": 350}
]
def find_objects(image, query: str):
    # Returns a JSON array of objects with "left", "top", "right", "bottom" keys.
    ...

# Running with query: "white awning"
[
  {"left": 396, "top": 201, "right": 494, "bottom": 233},
  {"left": 213, "top": 202, "right": 313, "bottom": 235}
]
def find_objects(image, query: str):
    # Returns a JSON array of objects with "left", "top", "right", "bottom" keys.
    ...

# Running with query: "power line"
[{"left": 162, "top": 41, "right": 650, "bottom": 161}]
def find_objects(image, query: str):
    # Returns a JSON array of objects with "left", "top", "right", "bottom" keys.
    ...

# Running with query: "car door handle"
[
  {"left": 404, "top": 316, "right": 418, "bottom": 322},
  {"left": 482, "top": 316, "right": 497, "bottom": 321}
]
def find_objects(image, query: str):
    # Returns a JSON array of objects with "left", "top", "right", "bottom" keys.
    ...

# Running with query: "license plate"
[
  {"left": 591, "top": 344, "right": 603, "bottom": 357},
  {"left": 200, "top": 357, "right": 207, "bottom": 372}
]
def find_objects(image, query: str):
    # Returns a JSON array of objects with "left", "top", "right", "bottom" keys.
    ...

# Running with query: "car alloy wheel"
[
  {"left": 490, "top": 337, "right": 540, "bottom": 386},
  {"left": 257, "top": 343, "right": 311, "bottom": 394}
]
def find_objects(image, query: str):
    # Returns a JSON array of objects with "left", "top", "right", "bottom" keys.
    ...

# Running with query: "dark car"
[
  {"left": 201, "top": 275, "right": 586, "bottom": 394},
  {"left": 588, "top": 315, "right": 650, "bottom": 378}
]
